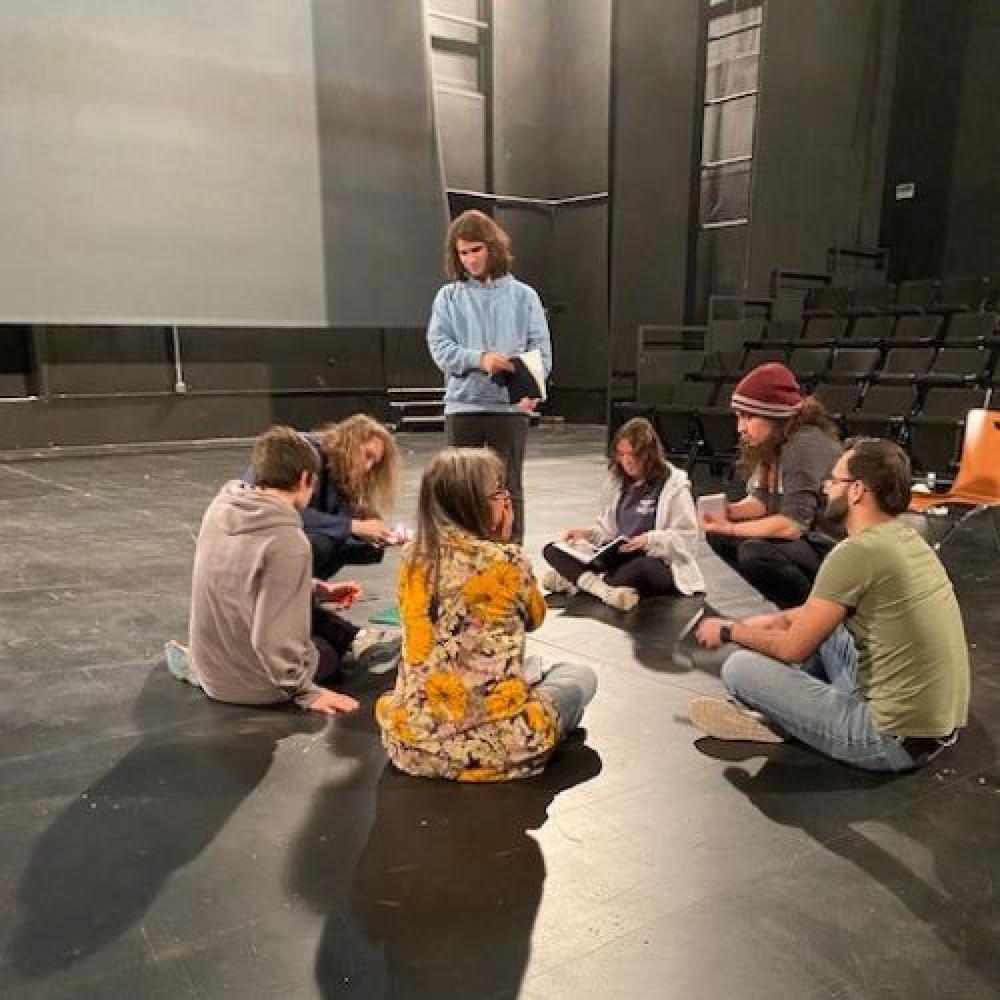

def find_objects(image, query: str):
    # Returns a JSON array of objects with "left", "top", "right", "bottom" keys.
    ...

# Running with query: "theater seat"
[
  {"left": 910, "top": 409, "right": 1000, "bottom": 550},
  {"left": 827, "top": 347, "right": 881, "bottom": 381},
  {"left": 813, "top": 383, "right": 862, "bottom": 435},
  {"left": 875, "top": 347, "right": 935, "bottom": 383},
  {"left": 931, "top": 276, "right": 994, "bottom": 315},
  {"left": 844, "top": 385, "right": 917, "bottom": 440},
  {"left": 891, "top": 315, "right": 942, "bottom": 344},
  {"left": 908, "top": 387, "right": 989, "bottom": 479},
  {"left": 941, "top": 312, "right": 997, "bottom": 344},
  {"left": 887, "top": 278, "right": 939, "bottom": 316},
  {"left": 922, "top": 346, "right": 990, "bottom": 387},
  {"left": 845, "top": 283, "right": 894, "bottom": 317}
]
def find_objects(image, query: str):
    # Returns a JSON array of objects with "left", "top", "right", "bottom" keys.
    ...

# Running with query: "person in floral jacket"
[{"left": 376, "top": 447, "right": 597, "bottom": 781}]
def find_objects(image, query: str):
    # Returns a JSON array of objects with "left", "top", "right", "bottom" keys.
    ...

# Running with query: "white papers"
[
  {"left": 517, "top": 349, "right": 547, "bottom": 402},
  {"left": 677, "top": 605, "right": 706, "bottom": 641}
]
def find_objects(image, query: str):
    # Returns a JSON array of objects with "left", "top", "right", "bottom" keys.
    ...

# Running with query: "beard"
[
  {"left": 736, "top": 435, "right": 781, "bottom": 482},
  {"left": 825, "top": 493, "right": 849, "bottom": 525}
]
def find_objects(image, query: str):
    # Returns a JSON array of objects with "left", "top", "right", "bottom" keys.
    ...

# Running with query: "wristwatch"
[{"left": 719, "top": 622, "right": 734, "bottom": 644}]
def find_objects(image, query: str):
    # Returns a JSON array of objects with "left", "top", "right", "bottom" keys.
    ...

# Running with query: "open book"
[
  {"left": 493, "top": 348, "right": 547, "bottom": 403},
  {"left": 549, "top": 535, "right": 632, "bottom": 573}
]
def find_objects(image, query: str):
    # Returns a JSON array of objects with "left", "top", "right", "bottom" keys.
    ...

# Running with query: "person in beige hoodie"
[{"left": 165, "top": 426, "right": 359, "bottom": 716}]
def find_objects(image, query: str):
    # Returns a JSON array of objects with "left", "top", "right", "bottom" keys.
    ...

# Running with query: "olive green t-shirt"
[{"left": 812, "top": 520, "right": 970, "bottom": 736}]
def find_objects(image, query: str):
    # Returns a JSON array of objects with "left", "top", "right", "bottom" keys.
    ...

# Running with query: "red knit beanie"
[{"left": 731, "top": 363, "right": 803, "bottom": 418}]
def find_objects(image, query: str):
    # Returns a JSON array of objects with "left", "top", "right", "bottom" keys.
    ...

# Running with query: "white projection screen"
[{"left": 0, "top": 1, "right": 327, "bottom": 326}]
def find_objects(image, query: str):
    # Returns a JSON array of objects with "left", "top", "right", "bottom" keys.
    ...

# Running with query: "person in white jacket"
[{"left": 541, "top": 417, "right": 705, "bottom": 611}]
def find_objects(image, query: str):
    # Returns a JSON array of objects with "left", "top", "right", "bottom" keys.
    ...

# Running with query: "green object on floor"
[{"left": 369, "top": 605, "right": 400, "bottom": 626}]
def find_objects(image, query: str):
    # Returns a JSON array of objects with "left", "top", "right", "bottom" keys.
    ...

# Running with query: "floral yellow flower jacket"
[{"left": 376, "top": 528, "right": 558, "bottom": 781}]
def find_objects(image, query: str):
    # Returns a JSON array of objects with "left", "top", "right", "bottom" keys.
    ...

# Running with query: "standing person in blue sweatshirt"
[{"left": 427, "top": 210, "right": 552, "bottom": 542}]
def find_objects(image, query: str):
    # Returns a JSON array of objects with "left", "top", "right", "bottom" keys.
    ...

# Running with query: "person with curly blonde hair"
[
  {"left": 304, "top": 414, "right": 401, "bottom": 569},
  {"left": 298, "top": 414, "right": 403, "bottom": 670},
  {"left": 376, "top": 447, "right": 596, "bottom": 781}
]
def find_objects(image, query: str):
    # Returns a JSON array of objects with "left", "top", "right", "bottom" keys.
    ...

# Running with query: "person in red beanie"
[{"left": 701, "top": 362, "right": 843, "bottom": 608}]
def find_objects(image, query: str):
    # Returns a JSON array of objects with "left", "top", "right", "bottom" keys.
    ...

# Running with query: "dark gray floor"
[{"left": 1, "top": 425, "right": 998, "bottom": 1000}]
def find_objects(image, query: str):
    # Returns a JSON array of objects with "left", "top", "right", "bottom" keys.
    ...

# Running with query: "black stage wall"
[
  {"left": 1, "top": 1, "right": 997, "bottom": 451},
  {"left": 882, "top": 0, "right": 1000, "bottom": 282}
]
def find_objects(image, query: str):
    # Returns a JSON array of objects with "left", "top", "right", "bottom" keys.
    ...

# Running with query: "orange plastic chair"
[{"left": 909, "top": 408, "right": 1000, "bottom": 549}]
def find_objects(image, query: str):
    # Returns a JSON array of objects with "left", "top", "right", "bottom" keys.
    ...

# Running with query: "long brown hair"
[
  {"left": 444, "top": 210, "right": 513, "bottom": 282},
  {"left": 609, "top": 417, "right": 669, "bottom": 484},
  {"left": 316, "top": 414, "right": 399, "bottom": 517},
  {"left": 736, "top": 395, "right": 839, "bottom": 479},
  {"left": 413, "top": 447, "right": 506, "bottom": 564}
]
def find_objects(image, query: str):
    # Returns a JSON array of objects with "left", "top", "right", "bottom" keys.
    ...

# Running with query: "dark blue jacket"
[{"left": 298, "top": 432, "right": 383, "bottom": 564}]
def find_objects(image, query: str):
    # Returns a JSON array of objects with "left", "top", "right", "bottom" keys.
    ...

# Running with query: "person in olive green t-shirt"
[
  {"left": 689, "top": 438, "right": 970, "bottom": 772},
  {"left": 810, "top": 519, "right": 969, "bottom": 738}
]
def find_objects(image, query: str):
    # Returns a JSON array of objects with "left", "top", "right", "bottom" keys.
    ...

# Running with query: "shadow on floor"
[
  {"left": 695, "top": 717, "right": 1000, "bottom": 993},
  {"left": 9, "top": 669, "right": 322, "bottom": 978},
  {"left": 287, "top": 675, "right": 603, "bottom": 1000},
  {"left": 546, "top": 590, "right": 726, "bottom": 679}
]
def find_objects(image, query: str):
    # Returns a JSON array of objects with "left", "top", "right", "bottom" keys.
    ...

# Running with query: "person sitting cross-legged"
[
  {"left": 376, "top": 447, "right": 597, "bottom": 781},
  {"left": 541, "top": 417, "right": 704, "bottom": 611},
  {"left": 165, "top": 426, "right": 360, "bottom": 716},
  {"left": 689, "top": 438, "right": 970, "bottom": 772},
  {"left": 703, "top": 363, "right": 843, "bottom": 609}
]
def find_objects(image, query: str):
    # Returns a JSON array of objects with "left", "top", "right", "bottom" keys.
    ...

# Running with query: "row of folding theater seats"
[
  {"left": 722, "top": 333, "right": 997, "bottom": 478},
  {"left": 617, "top": 382, "right": 998, "bottom": 484},
  {"left": 617, "top": 339, "right": 999, "bottom": 481},
  {"left": 615, "top": 291, "right": 998, "bottom": 477},
  {"left": 738, "top": 337, "right": 1000, "bottom": 391},
  {"left": 813, "top": 383, "right": 998, "bottom": 480},
  {"left": 712, "top": 310, "right": 1000, "bottom": 351},
  {"left": 801, "top": 274, "right": 997, "bottom": 319}
]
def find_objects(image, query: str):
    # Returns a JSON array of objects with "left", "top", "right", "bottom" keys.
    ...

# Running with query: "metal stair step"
[{"left": 389, "top": 399, "right": 445, "bottom": 410}]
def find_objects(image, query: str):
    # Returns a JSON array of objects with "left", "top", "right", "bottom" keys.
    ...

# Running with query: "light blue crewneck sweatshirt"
[{"left": 426, "top": 273, "right": 552, "bottom": 414}]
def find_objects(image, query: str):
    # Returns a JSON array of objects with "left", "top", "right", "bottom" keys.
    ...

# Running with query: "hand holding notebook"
[
  {"left": 491, "top": 348, "right": 547, "bottom": 403},
  {"left": 548, "top": 535, "right": 632, "bottom": 573}
]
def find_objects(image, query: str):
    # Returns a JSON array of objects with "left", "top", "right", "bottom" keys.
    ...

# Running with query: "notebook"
[
  {"left": 548, "top": 535, "right": 632, "bottom": 573},
  {"left": 696, "top": 492, "right": 727, "bottom": 524},
  {"left": 493, "top": 348, "right": 547, "bottom": 403},
  {"left": 369, "top": 605, "right": 401, "bottom": 627}
]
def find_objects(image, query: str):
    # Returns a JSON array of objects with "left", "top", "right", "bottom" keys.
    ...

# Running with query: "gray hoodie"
[{"left": 189, "top": 480, "right": 321, "bottom": 708}]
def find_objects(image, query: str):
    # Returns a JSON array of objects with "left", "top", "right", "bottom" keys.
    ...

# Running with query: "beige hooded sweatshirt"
[{"left": 189, "top": 480, "right": 321, "bottom": 708}]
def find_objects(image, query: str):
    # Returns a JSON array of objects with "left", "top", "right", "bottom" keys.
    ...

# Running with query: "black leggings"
[
  {"left": 310, "top": 605, "right": 360, "bottom": 682},
  {"left": 542, "top": 544, "right": 676, "bottom": 598},
  {"left": 707, "top": 534, "right": 828, "bottom": 609}
]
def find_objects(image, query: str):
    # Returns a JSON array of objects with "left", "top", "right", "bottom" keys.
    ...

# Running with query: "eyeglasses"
[
  {"left": 489, "top": 485, "right": 511, "bottom": 500},
  {"left": 822, "top": 476, "right": 861, "bottom": 487}
]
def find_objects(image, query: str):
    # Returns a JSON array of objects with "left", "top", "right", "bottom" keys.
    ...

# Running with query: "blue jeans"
[
  {"left": 721, "top": 627, "right": 922, "bottom": 772},
  {"left": 534, "top": 663, "right": 598, "bottom": 735}
]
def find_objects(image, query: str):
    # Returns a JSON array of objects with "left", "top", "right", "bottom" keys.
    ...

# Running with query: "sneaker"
[
  {"left": 689, "top": 697, "right": 784, "bottom": 743},
  {"left": 603, "top": 585, "right": 639, "bottom": 612},
  {"left": 164, "top": 640, "right": 201, "bottom": 687},
  {"left": 577, "top": 571, "right": 639, "bottom": 612},
  {"left": 541, "top": 568, "right": 577, "bottom": 595},
  {"left": 348, "top": 628, "right": 401, "bottom": 669}
]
